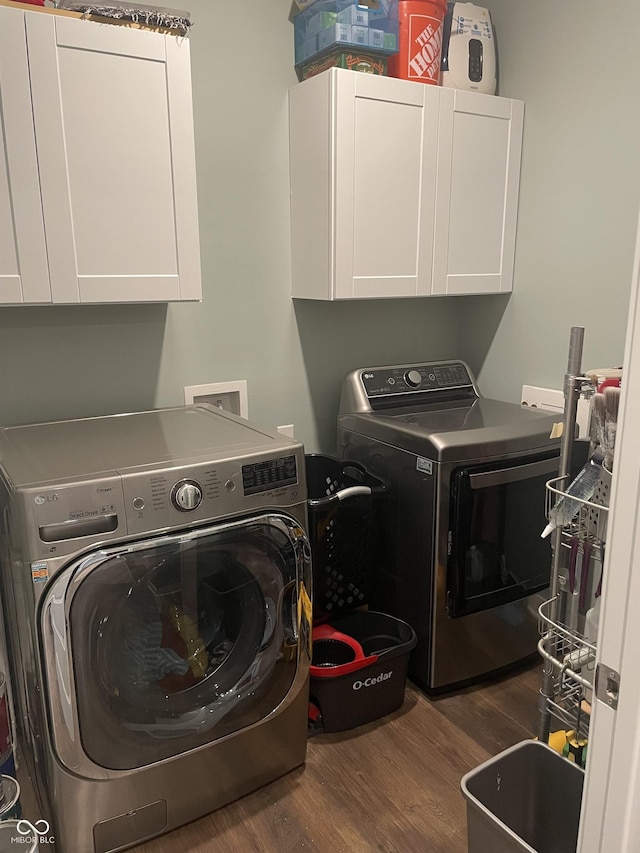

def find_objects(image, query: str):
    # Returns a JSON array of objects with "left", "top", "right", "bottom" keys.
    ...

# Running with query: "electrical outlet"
[
  {"left": 277, "top": 424, "right": 295, "bottom": 438},
  {"left": 184, "top": 381, "right": 248, "bottom": 418}
]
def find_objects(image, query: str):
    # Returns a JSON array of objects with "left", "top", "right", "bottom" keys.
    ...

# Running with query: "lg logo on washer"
[
  {"left": 34, "top": 493, "right": 59, "bottom": 505},
  {"left": 352, "top": 671, "right": 393, "bottom": 690}
]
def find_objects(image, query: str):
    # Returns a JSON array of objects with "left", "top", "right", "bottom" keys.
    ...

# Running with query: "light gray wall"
[
  {"left": 0, "top": 0, "right": 460, "bottom": 453},
  {"left": 458, "top": 0, "right": 640, "bottom": 400},
  {"left": 147, "top": 0, "right": 464, "bottom": 453},
  {"left": 1, "top": 1, "right": 636, "bottom": 452}
]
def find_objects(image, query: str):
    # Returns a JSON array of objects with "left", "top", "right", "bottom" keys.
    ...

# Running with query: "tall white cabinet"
[
  {"left": 289, "top": 68, "right": 523, "bottom": 300},
  {"left": 0, "top": 6, "right": 201, "bottom": 305}
]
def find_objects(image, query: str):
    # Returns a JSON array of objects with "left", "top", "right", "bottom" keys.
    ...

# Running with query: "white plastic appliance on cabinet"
[
  {"left": 289, "top": 68, "right": 524, "bottom": 300},
  {"left": 0, "top": 6, "right": 201, "bottom": 305}
]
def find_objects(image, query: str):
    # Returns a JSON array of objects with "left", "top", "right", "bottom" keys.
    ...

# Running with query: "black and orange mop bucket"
[{"left": 310, "top": 611, "right": 417, "bottom": 733}]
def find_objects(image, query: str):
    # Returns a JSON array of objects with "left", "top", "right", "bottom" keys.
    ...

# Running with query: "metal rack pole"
[{"left": 538, "top": 326, "right": 584, "bottom": 743}]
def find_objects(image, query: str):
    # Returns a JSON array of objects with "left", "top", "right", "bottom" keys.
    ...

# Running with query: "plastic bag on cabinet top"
[{"left": 55, "top": 0, "right": 192, "bottom": 34}]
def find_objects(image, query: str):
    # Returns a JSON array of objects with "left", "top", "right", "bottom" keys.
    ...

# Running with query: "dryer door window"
[
  {"left": 44, "top": 513, "right": 310, "bottom": 771},
  {"left": 447, "top": 455, "right": 558, "bottom": 617}
]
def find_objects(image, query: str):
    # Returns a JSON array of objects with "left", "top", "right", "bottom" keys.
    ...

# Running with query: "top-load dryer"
[
  {"left": 0, "top": 404, "right": 311, "bottom": 852},
  {"left": 338, "top": 360, "right": 561, "bottom": 693}
]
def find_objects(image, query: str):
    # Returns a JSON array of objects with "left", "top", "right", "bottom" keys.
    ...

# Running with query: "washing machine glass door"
[{"left": 41, "top": 513, "right": 311, "bottom": 772}]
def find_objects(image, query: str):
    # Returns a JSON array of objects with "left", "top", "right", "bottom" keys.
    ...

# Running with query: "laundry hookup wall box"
[{"left": 184, "top": 381, "right": 249, "bottom": 418}]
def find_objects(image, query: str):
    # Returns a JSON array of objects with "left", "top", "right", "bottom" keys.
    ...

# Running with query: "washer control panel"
[
  {"left": 242, "top": 454, "right": 298, "bottom": 496},
  {"left": 361, "top": 362, "right": 474, "bottom": 398},
  {"left": 120, "top": 451, "right": 303, "bottom": 536}
]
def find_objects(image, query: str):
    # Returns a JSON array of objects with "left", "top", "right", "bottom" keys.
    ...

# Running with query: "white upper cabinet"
[
  {"left": 0, "top": 7, "right": 201, "bottom": 305},
  {"left": 289, "top": 68, "right": 524, "bottom": 300}
]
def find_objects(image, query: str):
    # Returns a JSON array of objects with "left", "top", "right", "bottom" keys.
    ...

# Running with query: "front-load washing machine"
[{"left": 0, "top": 405, "right": 311, "bottom": 852}]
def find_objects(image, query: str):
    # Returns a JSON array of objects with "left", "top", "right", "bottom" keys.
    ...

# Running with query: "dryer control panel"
[
  {"left": 338, "top": 360, "right": 480, "bottom": 414},
  {"left": 361, "top": 362, "right": 473, "bottom": 398}
]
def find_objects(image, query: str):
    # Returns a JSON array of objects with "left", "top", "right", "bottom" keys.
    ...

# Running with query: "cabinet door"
[
  {"left": 333, "top": 72, "right": 439, "bottom": 299},
  {"left": 289, "top": 69, "right": 439, "bottom": 301},
  {"left": 0, "top": 8, "right": 51, "bottom": 304},
  {"left": 26, "top": 13, "right": 201, "bottom": 304},
  {"left": 432, "top": 89, "right": 524, "bottom": 296}
]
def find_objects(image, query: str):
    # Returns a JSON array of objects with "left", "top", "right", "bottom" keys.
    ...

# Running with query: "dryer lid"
[
  {"left": 338, "top": 360, "right": 561, "bottom": 462},
  {"left": 338, "top": 397, "right": 561, "bottom": 462}
]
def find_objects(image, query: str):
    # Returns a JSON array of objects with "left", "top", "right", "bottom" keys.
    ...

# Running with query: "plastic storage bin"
[
  {"left": 310, "top": 610, "right": 417, "bottom": 731},
  {"left": 296, "top": 47, "right": 389, "bottom": 80},
  {"left": 461, "top": 740, "right": 585, "bottom": 853},
  {"left": 293, "top": 0, "right": 399, "bottom": 79},
  {"left": 305, "top": 454, "right": 385, "bottom": 620}
]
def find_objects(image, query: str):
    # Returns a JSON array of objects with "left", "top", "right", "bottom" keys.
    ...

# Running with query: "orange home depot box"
[{"left": 387, "top": 0, "right": 446, "bottom": 84}]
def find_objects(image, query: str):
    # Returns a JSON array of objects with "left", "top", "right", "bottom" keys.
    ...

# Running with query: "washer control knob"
[
  {"left": 404, "top": 369, "right": 422, "bottom": 388},
  {"left": 171, "top": 480, "right": 203, "bottom": 512}
]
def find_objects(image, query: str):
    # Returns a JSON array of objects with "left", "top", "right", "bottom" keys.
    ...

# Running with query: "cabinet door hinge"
[{"left": 595, "top": 663, "right": 620, "bottom": 711}]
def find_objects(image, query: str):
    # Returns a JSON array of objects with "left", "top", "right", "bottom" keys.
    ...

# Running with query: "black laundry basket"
[{"left": 305, "top": 455, "right": 385, "bottom": 620}]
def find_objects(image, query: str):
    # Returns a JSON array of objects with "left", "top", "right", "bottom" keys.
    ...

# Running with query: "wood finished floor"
[{"left": 127, "top": 660, "right": 542, "bottom": 853}]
